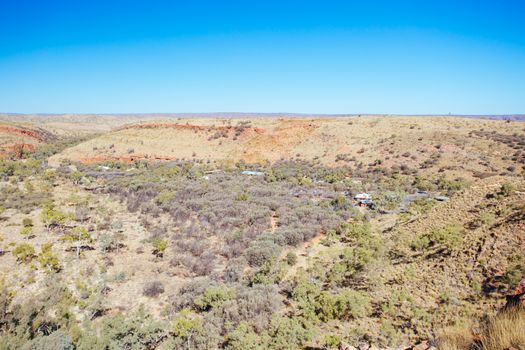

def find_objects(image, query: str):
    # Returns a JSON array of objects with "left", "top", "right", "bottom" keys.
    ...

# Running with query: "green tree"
[
  {"left": 267, "top": 316, "right": 314, "bottom": 350},
  {"left": 62, "top": 227, "right": 92, "bottom": 259},
  {"left": 41, "top": 202, "right": 68, "bottom": 230},
  {"left": 38, "top": 243, "right": 61, "bottom": 273},
  {"left": 73, "top": 227, "right": 92, "bottom": 259},
  {"left": 171, "top": 309, "right": 203, "bottom": 350}
]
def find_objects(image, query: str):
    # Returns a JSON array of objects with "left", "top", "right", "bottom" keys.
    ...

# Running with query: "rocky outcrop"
[
  {"left": 505, "top": 277, "right": 525, "bottom": 309},
  {"left": 0, "top": 143, "right": 36, "bottom": 158},
  {"left": 0, "top": 125, "right": 56, "bottom": 143}
]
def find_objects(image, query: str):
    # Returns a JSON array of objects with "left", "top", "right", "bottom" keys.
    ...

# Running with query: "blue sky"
[{"left": 1, "top": 0, "right": 524, "bottom": 114}]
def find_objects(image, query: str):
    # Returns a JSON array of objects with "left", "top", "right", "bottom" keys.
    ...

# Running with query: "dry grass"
[
  {"left": 439, "top": 307, "right": 525, "bottom": 350},
  {"left": 481, "top": 307, "right": 525, "bottom": 350}
]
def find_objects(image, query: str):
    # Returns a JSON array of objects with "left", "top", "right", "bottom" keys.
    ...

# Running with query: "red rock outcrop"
[
  {"left": 0, "top": 125, "right": 55, "bottom": 143},
  {"left": 505, "top": 277, "right": 525, "bottom": 309},
  {"left": 0, "top": 143, "right": 37, "bottom": 158}
]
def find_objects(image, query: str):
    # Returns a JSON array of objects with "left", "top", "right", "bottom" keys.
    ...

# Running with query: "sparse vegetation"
[{"left": 0, "top": 116, "right": 524, "bottom": 349}]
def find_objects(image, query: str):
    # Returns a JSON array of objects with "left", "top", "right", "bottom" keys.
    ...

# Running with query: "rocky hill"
[{"left": 48, "top": 116, "right": 521, "bottom": 179}]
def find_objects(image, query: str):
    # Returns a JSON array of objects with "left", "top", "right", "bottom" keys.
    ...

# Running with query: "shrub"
[
  {"left": 21, "top": 330, "right": 75, "bottom": 350},
  {"left": 37, "top": 243, "right": 61, "bottom": 273},
  {"left": 344, "top": 221, "right": 372, "bottom": 242},
  {"left": 437, "top": 178, "right": 469, "bottom": 196},
  {"left": 171, "top": 309, "right": 203, "bottom": 344},
  {"left": 316, "top": 289, "right": 372, "bottom": 321},
  {"left": 224, "top": 323, "right": 265, "bottom": 350},
  {"left": 194, "top": 284, "right": 236, "bottom": 311},
  {"left": 223, "top": 258, "right": 247, "bottom": 282},
  {"left": 331, "top": 195, "right": 349, "bottom": 211},
  {"left": 89, "top": 309, "right": 167, "bottom": 350},
  {"left": 499, "top": 182, "right": 515, "bottom": 197},
  {"left": 326, "top": 245, "right": 380, "bottom": 287},
  {"left": 408, "top": 198, "right": 435, "bottom": 215},
  {"left": 99, "top": 233, "right": 125, "bottom": 253},
  {"left": 22, "top": 218, "right": 33, "bottom": 227},
  {"left": 20, "top": 226, "right": 33, "bottom": 238},
  {"left": 12, "top": 243, "right": 36, "bottom": 263},
  {"left": 503, "top": 255, "right": 525, "bottom": 287},
  {"left": 235, "top": 191, "right": 250, "bottom": 201},
  {"left": 143, "top": 281, "right": 165, "bottom": 297},
  {"left": 376, "top": 190, "right": 405, "bottom": 211},
  {"left": 62, "top": 227, "right": 93, "bottom": 258},
  {"left": 323, "top": 334, "right": 342, "bottom": 349},
  {"left": 266, "top": 316, "right": 314, "bottom": 350},
  {"left": 286, "top": 252, "right": 298, "bottom": 266},
  {"left": 480, "top": 212, "right": 496, "bottom": 226},
  {"left": 154, "top": 190, "right": 174, "bottom": 206},
  {"left": 40, "top": 202, "right": 68, "bottom": 229},
  {"left": 411, "top": 224, "right": 463, "bottom": 251},
  {"left": 70, "top": 171, "right": 84, "bottom": 184},
  {"left": 218, "top": 285, "right": 282, "bottom": 333},
  {"left": 251, "top": 260, "right": 287, "bottom": 285},
  {"left": 152, "top": 238, "right": 167, "bottom": 257},
  {"left": 245, "top": 240, "right": 281, "bottom": 267},
  {"left": 171, "top": 277, "right": 214, "bottom": 312}
]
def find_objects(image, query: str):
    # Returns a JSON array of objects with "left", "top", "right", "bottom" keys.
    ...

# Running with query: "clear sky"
[{"left": 1, "top": 0, "right": 524, "bottom": 114}]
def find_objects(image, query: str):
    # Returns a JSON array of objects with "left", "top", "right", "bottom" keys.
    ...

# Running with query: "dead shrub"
[{"left": 143, "top": 280, "right": 165, "bottom": 297}]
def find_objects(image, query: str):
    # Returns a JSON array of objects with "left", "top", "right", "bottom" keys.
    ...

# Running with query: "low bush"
[
  {"left": 20, "top": 226, "right": 33, "bottom": 238},
  {"left": 286, "top": 252, "right": 298, "bottom": 266},
  {"left": 411, "top": 224, "right": 463, "bottom": 251},
  {"left": 38, "top": 243, "right": 61, "bottom": 273},
  {"left": 12, "top": 243, "right": 36, "bottom": 263},
  {"left": 245, "top": 240, "right": 281, "bottom": 267},
  {"left": 194, "top": 284, "right": 236, "bottom": 311},
  {"left": 151, "top": 238, "right": 167, "bottom": 257},
  {"left": 143, "top": 281, "right": 165, "bottom": 297}
]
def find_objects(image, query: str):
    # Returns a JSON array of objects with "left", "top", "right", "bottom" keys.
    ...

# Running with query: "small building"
[
  {"left": 354, "top": 193, "right": 375, "bottom": 209},
  {"left": 241, "top": 170, "right": 265, "bottom": 176},
  {"left": 354, "top": 193, "right": 372, "bottom": 201}
]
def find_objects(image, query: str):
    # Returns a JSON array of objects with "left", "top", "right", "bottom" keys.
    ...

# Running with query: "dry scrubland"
[{"left": 0, "top": 115, "right": 524, "bottom": 350}]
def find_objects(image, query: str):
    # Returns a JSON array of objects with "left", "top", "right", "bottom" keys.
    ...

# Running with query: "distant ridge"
[{"left": 1, "top": 112, "right": 525, "bottom": 121}]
